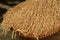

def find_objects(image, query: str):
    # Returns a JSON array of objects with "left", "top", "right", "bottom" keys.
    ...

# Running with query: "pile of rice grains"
[{"left": 1, "top": 0, "right": 60, "bottom": 40}]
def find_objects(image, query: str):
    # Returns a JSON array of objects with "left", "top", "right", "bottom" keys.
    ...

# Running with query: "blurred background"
[{"left": 0, "top": 0, "right": 60, "bottom": 40}]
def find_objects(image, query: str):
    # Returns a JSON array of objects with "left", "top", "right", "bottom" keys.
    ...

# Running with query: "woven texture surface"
[{"left": 1, "top": 0, "right": 60, "bottom": 39}]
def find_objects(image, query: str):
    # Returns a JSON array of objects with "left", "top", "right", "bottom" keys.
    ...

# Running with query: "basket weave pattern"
[{"left": 1, "top": 0, "right": 60, "bottom": 39}]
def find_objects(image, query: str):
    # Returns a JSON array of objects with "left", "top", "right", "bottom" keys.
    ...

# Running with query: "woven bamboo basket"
[{"left": 1, "top": 0, "right": 60, "bottom": 40}]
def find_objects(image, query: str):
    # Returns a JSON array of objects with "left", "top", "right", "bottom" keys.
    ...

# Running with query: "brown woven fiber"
[{"left": 1, "top": 0, "right": 60, "bottom": 40}]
